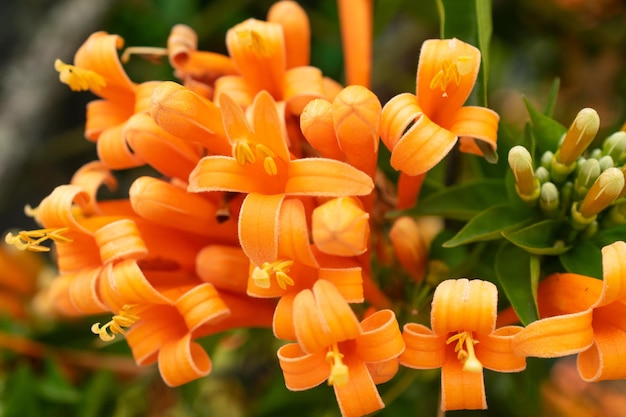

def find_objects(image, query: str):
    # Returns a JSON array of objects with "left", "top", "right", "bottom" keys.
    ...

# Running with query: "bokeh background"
[{"left": 1, "top": 0, "right": 625, "bottom": 416}]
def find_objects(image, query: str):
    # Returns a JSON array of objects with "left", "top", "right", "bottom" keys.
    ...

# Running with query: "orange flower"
[
  {"left": 188, "top": 91, "right": 374, "bottom": 268},
  {"left": 400, "top": 279, "right": 526, "bottom": 411},
  {"left": 512, "top": 241, "right": 626, "bottom": 382},
  {"left": 277, "top": 280, "right": 404, "bottom": 417},
  {"left": 380, "top": 38, "right": 499, "bottom": 177}
]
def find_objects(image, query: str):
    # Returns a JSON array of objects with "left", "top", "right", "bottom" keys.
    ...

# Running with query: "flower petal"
[
  {"left": 577, "top": 320, "right": 626, "bottom": 382},
  {"left": 300, "top": 98, "right": 344, "bottom": 160},
  {"left": 594, "top": 241, "right": 626, "bottom": 308},
  {"left": 399, "top": 323, "right": 446, "bottom": 368},
  {"left": 85, "top": 99, "right": 133, "bottom": 141},
  {"left": 97, "top": 123, "right": 145, "bottom": 169},
  {"left": 94, "top": 219, "right": 148, "bottom": 264},
  {"left": 285, "top": 158, "right": 374, "bottom": 196},
  {"left": 293, "top": 287, "right": 334, "bottom": 353},
  {"left": 277, "top": 343, "right": 329, "bottom": 390},
  {"left": 268, "top": 1, "right": 310, "bottom": 69},
  {"left": 158, "top": 333, "right": 212, "bottom": 387},
  {"left": 175, "top": 283, "right": 230, "bottom": 332},
  {"left": 284, "top": 67, "right": 325, "bottom": 115},
  {"left": 273, "top": 292, "right": 297, "bottom": 340},
  {"left": 278, "top": 198, "right": 318, "bottom": 267},
  {"left": 334, "top": 353, "right": 384, "bottom": 417},
  {"left": 476, "top": 326, "right": 526, "bottom": 372},
  {"left": 440, "top": 345, "right": 486, "bottom": 411},
  {"left": 238, "top": 193, "right": 284, "bottom": 266},
  {"left": 449, "top": 106, "right": 499, "bottom": 157},
  {"left": 431, "top": 279, "right": 497, "bottom": 335},
  {"left": 356, "top": 309, "right": 404, "bottom": 363},
  {"left": 196, "top": 245, "right": 249, "bottom": 294},
  {"left": 313, "top": 280, "right": 361, "bottom": 343}
]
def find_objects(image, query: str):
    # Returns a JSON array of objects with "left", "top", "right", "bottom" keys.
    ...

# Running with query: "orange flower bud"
[
  {"left": 388, "top": 216, "right": 427, "bottom": 283},
  {"left": 312, "top": 197, "right": 369, "bottom": 256}
]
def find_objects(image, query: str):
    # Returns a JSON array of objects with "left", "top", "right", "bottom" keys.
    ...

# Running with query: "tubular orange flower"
[
  {"left": 188, "top": 91, "right": 373, "bottom": 267},
  {"left": 278, "top": 280, "right": 404, "bottom": 417},
  {"left": 400, "top": 279, "right": 526, "bottom": 411},
  {"left": 380, "top": 38, "right": 499, "bottom": 177},
  {"left": 337, "top": 0, "right": 372, "bottom": 87},
  {"left": 512, "top": 241, "right": 626, "bottom": 382},
  {"left": 312, "top": 197, "right": 370, "bottom": 257}
]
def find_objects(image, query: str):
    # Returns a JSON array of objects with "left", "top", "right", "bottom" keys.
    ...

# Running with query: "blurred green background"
[{"left": 1, "top": 0, "right": 625, "bottom": 416}]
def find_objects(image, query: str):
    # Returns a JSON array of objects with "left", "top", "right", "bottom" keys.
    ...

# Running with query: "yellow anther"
[
  {"left": 446, "top": 331, "right": 483, "bottom": 373},
  {"left": 5, "top": 227, "right": 72, "bottom": 252},
  {"left": 429, "top": 56, "right": 473, "bottom": 97},
  {"left": 256, "top": 144, "right": 278, "bottom": 176},
  {"left": 326, "top": 343, "right": 349, "bottom": 387},
  {"left": 233, "top": 140, "right": 256, "bottom": 165},
  {"left": 251, "top": 259, "right": 295, "bottom": 290},
  {"left": 54, "top": 59, "right": 106, "bottom": 92},
  {"left": 91, "top": 305, "right": 139, "bottom": 342},
  {"left": 120, "top": 46, "right": 168, "bottom": 64}
]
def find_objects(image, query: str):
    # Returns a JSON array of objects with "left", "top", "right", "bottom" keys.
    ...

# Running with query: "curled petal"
[
  {"left": 441, "top": 345, "right": 486, "bottom": 411},
  {"left": 100, "top": 261, "right": 169, "bottom": 311},
  {"left": 595, "top": 241, "right": 626, "bottom": 308},
  {"left": 512, "top": 309, "right": 594, "bottom": 358},
  {"left": 273, "top": 292, "right": 297, "bottom": 340},
  {"left": 70, "top": 161, "right": 117, "bottom": 215},
  {"left": 175, "top": 283, "right": 230, "bottom": 332},
  {"left": 577, "top": 320, "right": 626, "bottom": 381},
  {"left": 318, "top": 267, "right": 363, "bottom": 303},
  {"left": 284, "top": 66, "right": 324, "bottom": 115},
  {"left": 380, "top": 93, "right": 421, "bottom": 152},
  {"left": 158, "top": 334, "right": 212, "bottom": 387},
  {"left": 94, "top": 219, "right": 148, "bottom": 264},
  {"left": 431, "top": 279, "right": 497, "bottom": 335},
  {"left": 476, "top": 326, "right": 526, "bottom": 372},
  {"left": 277, "top": 343, "right": 329, "bottom": 390},
  {"left": 85, "top": 99, "right": 133, "bottom": 141},
  {"left": 97, "top": 124, "right": 145, "bottom": 169},
  {"left": 67, "top": 267, "right": 109, "bottom": 314},
  {"left": 278, "top": 198, "right": 318, "bottom": 267},
  {"left": 36, "top": 185, "right": 92, "bottom": 233},
  {"left": 356, "top": 309, "right": 404, "bottom": 363},
  {"left": 366, "top": 357, "right": 399, "bottom": 384},
  {"left": 400, "top": 323, "right": 446, "bottom": 368},
  {"left": 238, "top": 193, "right": 284, "bottom": 266},
  {"left": 293, "top": 287, "right": 334, "bottom": 353},
  {"left": 312, "top": 280, "right": 361, "bottom": 343},
  {"left": 451, "top": 106, "right": 499, "bottom": 157},
  {"left": 334, "top": 354, "right": 384, "bottom": 417}
]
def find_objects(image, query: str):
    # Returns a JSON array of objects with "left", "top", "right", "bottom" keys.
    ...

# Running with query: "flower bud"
[
  {"left": 556, "top": 108, "right": 600, "bottom": 166},
  {"left": 540, "top": 151, "right": 554, "bottom": 170},
  {"left": 578, "top": 167, "right": 625, "bottom": 218},
  {"left": 312, "top": 197, "right": 369, "bottom": 256},
  {"left": 539, "top": 182, "right": 559, "bottom": 217},
  {"left": 602, "top": 131, "right": 626, "bottom": 163},
  {"left": 598, "top": 155, "right": 614, "bottom": 171},
  {"left": 574, "top": 158, "right": 600, "bottom": 198},
  {"left": 388, "top": 216, "right": 427, "bottom": 283},
  {"left": 534, "top": 166, "right": 550, "bottom": 184},
  {"left": 508, "top": 146, "right": 540, "bottom": 204}
]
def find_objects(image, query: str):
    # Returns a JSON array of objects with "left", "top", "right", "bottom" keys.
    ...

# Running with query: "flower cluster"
[{"left": 5, "top": 1, "right": 626, "bottom": 415}]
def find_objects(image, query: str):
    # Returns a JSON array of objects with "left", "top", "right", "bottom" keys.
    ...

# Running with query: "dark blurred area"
[{"left": 0, "top": 0, "right": 624, "bottom": 234}]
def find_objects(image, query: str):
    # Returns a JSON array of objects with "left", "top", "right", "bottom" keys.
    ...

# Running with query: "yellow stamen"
[
  {"left": 256, "top": 144, "right": 278, "bottom": 176},
  {"left": 5, "top": 227, "right": 72, "bottom": 252},
  {"left": 251, "top": 259, "right": 295, "bottom": 290},
  {"left": 120, "top": 46, "right": 168, "bottom": 64},
  {"left": 429, "top": 55, "right": 472, "bottom": 97},
  {"left": 326, "top": 343, "right": 349, "bottom": 387},
  {"left": 233, "top": 140, "right": 256, "bottom": 165},
  {"left": 54, "top": 59, "right": 106, "bottom": 92},
  {"left": 91, "top": 305, "right": 140, "bottom": 342},
  {"left": 446, "top": 330, "right": 483, "bottom": 373}
]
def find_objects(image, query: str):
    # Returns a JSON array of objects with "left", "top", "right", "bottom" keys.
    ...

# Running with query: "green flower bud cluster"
[{"left": 509, "top": 108, "right": 626, "bottom": 238}]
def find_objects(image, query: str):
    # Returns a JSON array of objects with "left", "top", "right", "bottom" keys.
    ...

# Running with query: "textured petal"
[
  {"left": 431, "top": 279, "right": 498, "bottom": 336},
  {"left": 389, "top": 112, "right": 457, "bottom": 176},
  {"left": 300, "top": 98, "right": 344, "bottom": 159},
  {"left": 251, "top": 91, "right": 291, "bottom": 163},
  {"left": 238, "top": 193, "right": 284, "bottom": 266},
  {"left": 67, "top": 267, "right": 109, "bottom": 314},
  {"left": 440, "top": 346, "right": 486, "bottom": 411},
  {"left": 476, "top": 326, "right": 526, "bottom": 372},
  {"left": 158, "top": 334, "right": 212, "bottom": 387},
  {"left": 97, "top": 123, "right": 145, "bottom": 169},
  {"left": 416, "top": 38, "right": 480, "bottom": 123},
  {"left": 594, "top": 241, "right": 626, "bottom": 308},
  {"left": 313, "top": 280, "right": 361, "bottom": 344},
  {"left": 293, "top": 287, "right": 334, "bottom": 353},
  {"left": 285, "top": 158, "right": 373, "bottom": 196},
  {"left": 283, "top": 67, "right": 325, "bottom": 115},
  {"left": 355, "top": 309, "right": 404, "bottom": 363},
  {"left": 512, "top": 309, "right": 594, "bottom": 357},
  {"left": 36, "top": 185, "right": 93, "bottom": 234},
  {"left": 273, "top": 292, "right": 297, "bottom": 340},
  {"left": 70, "top": 161, "right": 117, "bottom": 215},
  {"left": 174, "top": 283, "right": 230, "bottom": 332},
  {"left": 399, "top": 323, "right": 446, "bottom": 369},
  {"left": 577, "top": 319, "right": 626, "bottom": 381},
  {"left": 94, "top": 219, "right": 148, "bottom": 264},
  {"left": 334, "top": 353, "right": 384, "bottom": 417},
  {"left": 380, "top": 93, "right": 421, "bottom": 152},
  {"left": 318, "top": 267, "right": 363, "bottom": 303},
  {"left": 100, "top": 260, "right": 169, "bottom": 311},
  {"left": 451, "top": 106, "right": 499, "bottom": 157},
  {"left": 277, "top": 343, "right": 329, "bottom": 390},
  {"left": 85, "top": 99, "right": 133, "bottom": 141},
  {"left": 214, "top": 76, "right": 253, "bottom": 108},
  {"left": 278, "top": 198, "right": 318, "bottom": 267},
  {"left": 196, "top": 245, "right": 249, "bottom": 294},
  {"left": 267, "top": 1, "right": 310, "bottom": 69}
]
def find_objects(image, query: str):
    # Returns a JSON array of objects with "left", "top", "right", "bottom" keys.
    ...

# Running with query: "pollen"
[
  {"left": 446, "top": 330, "right": 483, "bottom": 373},
  {"left": 251, "top": 259, "right": 295, "bottom": 290},
  {"left": 91, "top": 305, "right": 140, "bottom": 342},
  {"left": 326, "top": 343, "right": 349, "bottom": 387},
  {"left": 5, "top": 227, "right": 72, "bottom": 252},
  {"left": 232, "top": 141, "right": 278, "bottom": 176},
  {"left": 429, "top": 55, "right": 473, "bottom": 97},
  {"left": 54, "top": 59, "right": 106, "bottom": 92}
]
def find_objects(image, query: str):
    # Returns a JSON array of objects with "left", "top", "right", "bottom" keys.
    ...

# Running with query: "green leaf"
[
  {"left": 502, "top": 219, "right": 571, "bottom": 255},
  {"left": 593, "top": 224, "right": 626, "bottom": 247},
  {"left": 430, "top": 229, "right": 469, "bottom": 270},
  {"left": 443, "top": 205, "right": 532, "bottom": 247},
  {"left": 78, "top": 371, "right": 116, "bottom": 417},
  {"left": 560, "top": 239, "right": 603, "bottom": 278},
  {"left": 3, "top": 363, "right": 42, "bottom": 417},
  {"left": 543, "top": 78, "right": 561, "bottom": 118},
  {"left": 38, "top": 358, "right": 81, "bottom": 403},
  {"left": 412, "top": 178, "right": 506, "bottom": 221},
  {"left": 437, "top": 0, "right": 492, "bottom": 106},
  {"left": 523, "top": 97, "right": 566, "bottom": 155},
  {"left": 495, "top": 242, "right": 539, "bottom": 325}
]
